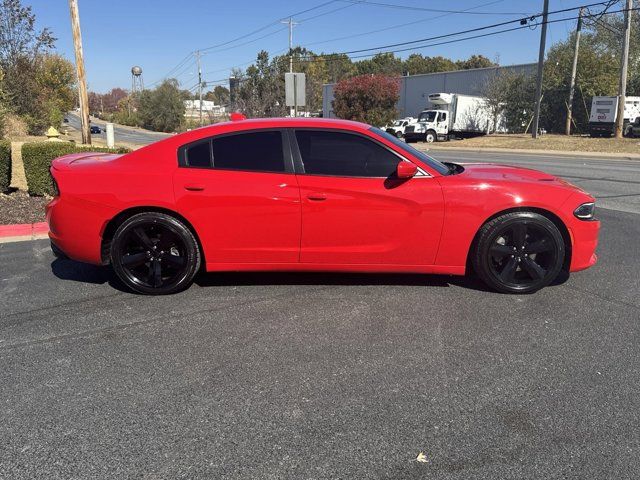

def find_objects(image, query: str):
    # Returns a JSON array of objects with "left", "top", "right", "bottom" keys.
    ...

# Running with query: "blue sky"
[{"left": 28, "top": 0, "right": 592, "bottom": 93}]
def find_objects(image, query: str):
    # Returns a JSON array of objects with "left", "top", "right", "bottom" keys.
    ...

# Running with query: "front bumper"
[{"left": 568, "top": 217, "right": 600, "bottom": 272}]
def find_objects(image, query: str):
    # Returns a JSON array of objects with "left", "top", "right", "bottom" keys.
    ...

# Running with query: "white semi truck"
[
  {"left": 404, "top": 93, "right": 505, "bottom": 143},
  {"left": 588, "top": 95, "right": 640, "bottom": 137}
]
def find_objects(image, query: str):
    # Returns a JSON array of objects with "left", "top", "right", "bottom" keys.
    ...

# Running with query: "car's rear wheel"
[
  {"left": 472, "top": 212, "right": 565, "bottom": 294},
  {"left": 395, "top": 130, "right": 403, "bottom": 138},
  {"left": 110, "top": 212, "right": 201, "bottom": 295}
]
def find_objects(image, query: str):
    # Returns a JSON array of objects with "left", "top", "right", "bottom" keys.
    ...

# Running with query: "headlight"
[{"left": 574, "top": 202, "right": 595, "bottom": 220}]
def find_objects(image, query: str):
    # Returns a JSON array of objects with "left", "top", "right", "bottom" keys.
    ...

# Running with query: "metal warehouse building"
[{"left": 322, "top": 63, "right": 537, "bottom": 119}]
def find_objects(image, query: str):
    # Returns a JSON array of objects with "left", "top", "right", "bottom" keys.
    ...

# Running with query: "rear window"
[{"left": 180, "top": 130, "right": 285, "bottom": 173}]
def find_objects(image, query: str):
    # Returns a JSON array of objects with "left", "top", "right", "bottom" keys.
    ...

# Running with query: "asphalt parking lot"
[{"left": 1, "top": 152, "right": 639, "bottom": 479}]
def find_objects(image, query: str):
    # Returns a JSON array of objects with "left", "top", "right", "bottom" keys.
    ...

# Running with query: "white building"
[{"left": 184, "top": 100, "right": 227, "bottom": 119}]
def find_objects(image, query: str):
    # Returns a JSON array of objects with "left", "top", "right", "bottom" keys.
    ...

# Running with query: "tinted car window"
[
  {"left": 186, "top": 140, "right": 211, "bottom": 167},
  {"left": 369, "top": 127, "right": 450, "bottom": 175},
  {"left": 295, "top": 130, "right": 399, "bottom": 177},
  {"left": 212, "top": 131, "right": 284, "bottom": 172}
]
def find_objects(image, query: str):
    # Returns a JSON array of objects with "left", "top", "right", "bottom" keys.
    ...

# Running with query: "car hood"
[{"left": 457, "top": 162, "right": 583, "bottom": 191}]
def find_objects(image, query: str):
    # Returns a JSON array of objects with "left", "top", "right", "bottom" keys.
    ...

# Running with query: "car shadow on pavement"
[
  {"left": 195, "top": 271, "right": 492, "bottom": 291},
  {"left": 51, "top": 258, "right": 568, "bottom": 294},
  {"left": 50, "top": 258, "right": 130, "bottom": 293}
]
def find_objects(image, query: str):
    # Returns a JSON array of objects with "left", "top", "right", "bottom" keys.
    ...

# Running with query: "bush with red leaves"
[{"left": 332, "top": 74, "right": 400, "bottom": 127}]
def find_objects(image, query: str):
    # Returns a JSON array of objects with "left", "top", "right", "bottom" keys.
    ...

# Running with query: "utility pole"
[
  {"left": 195, "top": 50, "right": 203, "bottom": 127},
  {"left": 532, "top": 0, "right": 549, "bottom": 139},
  {"left": 68, "top": 0, "right": 91, "bottom": 145},
  {"left": 566, "top": 7, "right": 583, "bottom": 135},
  {"left": 281, "top": 17, "right": 298, "bottom": 116},
  {"left": 615, "top": 0, "right": 633, "bottom": 138}
]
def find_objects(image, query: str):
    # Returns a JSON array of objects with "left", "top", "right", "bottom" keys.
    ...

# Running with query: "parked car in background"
[
  {"left": 383, "top": 117, "right": 416, "bottom": 138},
  {"left": 47, "top": 117, "right": 599, "bottom": 295},
  {"left": 90, "top": 125, "right": 102, "bottom": 134}
]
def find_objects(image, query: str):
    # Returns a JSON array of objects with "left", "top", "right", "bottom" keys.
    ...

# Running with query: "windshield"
[
  {"left": 369, "top": 127, "right": 450, "bottom": 176},
  {"left": 418, "top": 111, "right": 437, "bottom": 123},
  {"left": 392, "top": 120, "right": 403, "bottom": 126}
]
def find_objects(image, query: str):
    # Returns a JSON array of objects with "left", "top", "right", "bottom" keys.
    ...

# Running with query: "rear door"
[
  {"left": 173, "top": 129, "right": 301, "bottom": 265},
  {"left": 291, "top": 128, "right": 444, "bottom": 266}
]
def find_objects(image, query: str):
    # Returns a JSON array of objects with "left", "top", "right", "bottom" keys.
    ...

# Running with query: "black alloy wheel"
[
  {"left": 472, "top": 212, "right": 565, "bottom": 293},
  {"left": 110, "top": 212, "right": 201, "bottom": 295}
]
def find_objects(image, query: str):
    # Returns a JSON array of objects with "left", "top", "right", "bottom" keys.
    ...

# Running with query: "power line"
[
  {"left": 339, "top": 0, "right": 531, "bottom": 15},
  {"left": 304, "top": 0, "right": 511, "bottom": 47},
  {"left": 200, "top": 0, "right": 509, "bottom": 80}
]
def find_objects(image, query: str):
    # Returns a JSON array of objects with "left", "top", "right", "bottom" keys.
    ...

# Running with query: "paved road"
[
  {"left": 65, "top": 112, "right": 171, "bottom": 146},
  {"left": 1, "top": 152, "right": 639, "bottom": 478},
  {"left": 425, "top": 148, "right": 640, "bottom": 215}
]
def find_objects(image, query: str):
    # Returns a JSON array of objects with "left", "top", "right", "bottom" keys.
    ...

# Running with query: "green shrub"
[
  {"left": 22, "top": 142, "right": 131, "bottom": 196},
  {"left": 0, "top": 140, "right": 10, "bottom": 193}
]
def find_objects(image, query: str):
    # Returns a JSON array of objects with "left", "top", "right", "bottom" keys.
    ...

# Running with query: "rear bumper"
[
  {"left": 46, "top": 195, "right": 117, "bottom": 265},
  {"left": 588, "top": 122, "right": 614, "bottom": 134}
]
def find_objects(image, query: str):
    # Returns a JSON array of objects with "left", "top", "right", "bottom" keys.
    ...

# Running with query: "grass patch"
[
  {"left": 423, "top": 134, "right": 640, "bottom": 155},
  {"left": 0, "top": 140, "right": 10, "bottom": 193},
  {"left": 22, "top": 142, "right": 130, "bottom": 196}
]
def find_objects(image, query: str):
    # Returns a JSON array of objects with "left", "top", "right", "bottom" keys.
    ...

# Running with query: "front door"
[
  {"left": 173, "top": 129, "right": 301, "bottom": 265},
  {"left": 292, "top": 129, "right": 444, "bottom": 265}
]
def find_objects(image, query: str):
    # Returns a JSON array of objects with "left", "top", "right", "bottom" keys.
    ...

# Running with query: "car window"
[
  {"left": 213, "top": 131, "right": 284, "bottom": 172},
  {"left": 440, "top": 113, "right": 447, "bottom": 122},
  {"left": 185, "top": 140, "right": 211, "bottom": 168},
  {"left": 181, "top": 131, "right": 285, "bottom": 172},
  {"left": 369, "top": 127, "right": 450, "bottom": 176},
  {"left": 295, "top": 130, "right": 400, "bottom": 177}
]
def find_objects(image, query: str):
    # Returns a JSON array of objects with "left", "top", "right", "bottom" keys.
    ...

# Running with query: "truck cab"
[{"left": 404, "top": 109, "right": 449, "bottom": 143}]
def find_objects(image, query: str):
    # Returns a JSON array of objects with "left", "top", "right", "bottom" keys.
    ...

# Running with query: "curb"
[
  {"left": 422, "top": 145, "right": 640, "bottom": 161},
  {"left": 0, "top": 222, "right": 49, "bottom": 244}
]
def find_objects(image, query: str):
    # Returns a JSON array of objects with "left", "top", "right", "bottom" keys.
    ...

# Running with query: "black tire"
[
  {"left": 395, "top": 130, "right": 403, "bottom": 138},
  {"left": 624, "top": 125, "right": 634, "bottom": 138},
  {"left": 110, "top": 212, "right": 201, "bottom": 295},
  {"left": 472, "top": 212, "right": 565, "bottom": 294},
  {"left": 425, "top": 130, "right": 436, "bottom": 143}
]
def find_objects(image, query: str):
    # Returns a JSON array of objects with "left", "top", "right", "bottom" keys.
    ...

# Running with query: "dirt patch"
[
  {"left": 422, "top": 133, "right": 640, "bottom": 155},
  {"left": 0, "top": 192, "right": 49, "bottom": 225}
]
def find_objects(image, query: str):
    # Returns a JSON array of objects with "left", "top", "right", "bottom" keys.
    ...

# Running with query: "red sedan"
[{"left": 46, "top": 117, "right": 599, "bottom": 295}]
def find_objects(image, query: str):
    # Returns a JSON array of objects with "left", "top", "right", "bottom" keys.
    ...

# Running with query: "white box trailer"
[
  {"left": 588, "top": 95, "right": 640, "bottom": 137},
  {"left": 404, "top": 93, "right": 506, "bottom": 143}
]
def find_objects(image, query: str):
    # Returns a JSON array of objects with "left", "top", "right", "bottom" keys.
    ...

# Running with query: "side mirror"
[{"left": 396, "top": 161, "right": 418, "bottom": 179}]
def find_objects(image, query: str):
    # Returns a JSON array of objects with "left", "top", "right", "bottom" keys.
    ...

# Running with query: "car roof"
[{"left": 196, "top": 117, "right": 372, "bottom": 133}]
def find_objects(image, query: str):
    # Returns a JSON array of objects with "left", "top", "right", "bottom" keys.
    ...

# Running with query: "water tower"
[{"left": 131, "top": 66, "right": 144, "bottom": 94}]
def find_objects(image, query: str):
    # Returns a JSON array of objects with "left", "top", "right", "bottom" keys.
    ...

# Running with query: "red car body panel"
[{"left": 47, "top": 118, "right": 599, "bottom": 277}]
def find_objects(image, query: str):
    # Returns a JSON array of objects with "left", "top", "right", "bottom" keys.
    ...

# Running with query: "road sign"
[{"left": 285, "top": 73, "right": 305, "bottom": 108}]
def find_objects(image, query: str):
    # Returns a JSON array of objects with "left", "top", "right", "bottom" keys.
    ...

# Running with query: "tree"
[
  {"left": 0, "top": 0, "right": 55, "bottom": 66},
  {"left": 483, "top": 71, "right": 536, "bottom": 133},
  {"left": 403, "top": 54, "right": 457, "bottom": 75},
  {"left": 354, "top": 53, "right": 403, "bottom": 76},
  {"left": 457, "top": 55, "right": 497, "bottom": 70},
  {"left": 205, "top": 85, "right": 230, "bottom": 105},
  {"left": 332, "top": 74, "right": 400, "bottom": 126},
  {"left": 234, "top": 51, "right": 286, "bottom": 118},
  {"left": 137, "top": 79, "right": 185, "bottom": 132}
]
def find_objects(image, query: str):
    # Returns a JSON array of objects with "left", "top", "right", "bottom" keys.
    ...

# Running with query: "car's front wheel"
[
  {"left": 472, "top": 212, "right": 565, "bottom": 293},
  {"left": 110, "top": 212, "right": 201, "bottom": 294}
]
